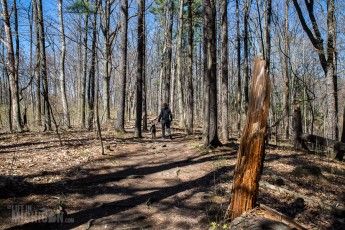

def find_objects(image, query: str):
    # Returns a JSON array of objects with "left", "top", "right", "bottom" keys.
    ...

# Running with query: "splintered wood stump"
[{"left": 229, "top": 56, "right": 270, "bottom": 220}]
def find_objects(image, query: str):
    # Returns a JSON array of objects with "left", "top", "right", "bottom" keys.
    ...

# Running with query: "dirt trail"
[
  {"left": 0, "top": 129, "right": 344, "bottom": 229},
  {"left": 0, "top": 130, "right": 236, "bottom": 229}
]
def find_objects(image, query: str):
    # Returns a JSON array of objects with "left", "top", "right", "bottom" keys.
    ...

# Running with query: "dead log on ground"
[{"left": 299, "top": 133, "right": 345, "bottom": 160}]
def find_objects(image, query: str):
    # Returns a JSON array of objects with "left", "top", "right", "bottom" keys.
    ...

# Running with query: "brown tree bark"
[
  {"left": 243, "top": 0, "right": 252, "bottom": 113},
  {"left": 36, "top": 0, "right": 52, "bottom": 131},
  {"left": 229, "top": 56, "right": 270, "bottom": 220},
  {"left": 236, "top": 0, "right": 241, "bottom": 138},
  {"left": 32, "top": 0, "right": 41, "bottom": 126},
  {"left": 58, "top": 0, "right": 71, "bottom": 128},
  {"left": 1, "top": 0, "right": 23, "bottom": 132},
  {"left": 116, "top": 0, "right": 128, "bottom": 132},
  {"left": 135, "top": 0, "right": 144, "bottom": 138},
  {"left": 283, "top": 0, "right": 290, "bottom": 139},
  {"left": 203, "top": 0, "right": 221, "bottom": 148},
  {"left": 221, "top": 0, "right": 229, "bottom": 141},
  {"left": 176, "top": 0, "right": 186, "bottom": 128},
  {"left": 186, "top": 0, "right": 194, "bottom": 135},
  {"left": 87, "top": 8, "right": 98, "bottom": 131}
]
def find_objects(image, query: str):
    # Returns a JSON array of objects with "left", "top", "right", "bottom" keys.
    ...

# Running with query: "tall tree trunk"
[
  {"left": 265, "top": 0, "right": 271, "bottom": 70},
  {"left": 203, "top": 0, "right": 221, "bottom": 147},
  {"left": 176, "top": 0, "right": 185, "bottom": 128},
  {"left": 37, "top": 0, "right": 52, "bottom": 131},
  {"left": 243, "top": 0, "right": 251, "bottom": 113},
  {"left": 58, "top": 0, "right": 71, "bottom": 128},
  {"left": 221, "top": 0, "right": 229, "bottom": 141},
  {"left": 283, "top": 0, "right": 290, "bottom": 139},
  {"left": 186, "top": 0, "right": 194, "bottom": 135},
  {"left": 135, "top": 0, "right": 144, "bottom": 138},
  {"left": 87, "top": 10, "right": 98, "bottom": 131},
  {"left": 229, "top": 56, "right": 270, "bottom": 220},
  {"left": 102, "top": 0, "right": 111, "bottom": 121},
  {"left": 236, "top": 0, "right": 241, "bottom": 137},
  {"left": 81, "top": 11, "right": 89, "bottom": 129},
  {"left": 142, "top": 4, "right": 148, "bottom": 131},
  {"left": 163, "top": 0, "right": 173, "bottom": 105},
  {"left": 326, "top": 0, "right": 337, "bottom": 140},
  {"left": 32, "top": 0, "right": 41, "bottom": 126},
  {"left": 202, "top": 2, "right": 210, "bottom": 146},
  {"left": 1, "top": 0, "right": 23, "bottom": 132},
  {"left": 116, "top": 0, "right": 128, "bottom": 132}
]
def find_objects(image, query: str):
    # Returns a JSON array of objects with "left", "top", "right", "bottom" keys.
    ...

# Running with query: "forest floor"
[{"left": 0, "top": 124, "right": 344, "bottom": 230}]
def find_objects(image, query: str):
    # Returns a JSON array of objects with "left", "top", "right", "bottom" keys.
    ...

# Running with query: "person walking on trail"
[{"left": 158, "top": 103, "right": 173, "bottom": 139}]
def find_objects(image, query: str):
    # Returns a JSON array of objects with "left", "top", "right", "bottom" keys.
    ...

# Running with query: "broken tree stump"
[{"left": 229, "top": 56, "right": 270, "bottom": 220}]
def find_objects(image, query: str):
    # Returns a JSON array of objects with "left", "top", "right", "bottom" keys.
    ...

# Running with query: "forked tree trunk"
[{"left": 229, "top": 56, "right": 270, "bottom": 220}]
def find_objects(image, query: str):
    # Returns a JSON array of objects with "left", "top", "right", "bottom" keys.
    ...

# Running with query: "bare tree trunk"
[
  {"left": 283, "top": 0, "right": 290, "bottom": 139},
  {"left": 87, "top": 9, "right": 98, "bottom": 131},
  {"left": 102, "top": 0, "right": 111, "bottom": 121},
  {"left": 58, "top": 0, "right": 71, "bottom": 128},
  {"left": 176, "top": 0, "right": 185, "bottom": 128},
  {"left": 36, "top": 0, "right": 52, "bottom": 131},
  {"left": 243, "top": 0, "right": 251, "bottom": 113},
  {"left": 162, "top": 0, "right": 173, "bottom": 105},
  {"left": 135, "top": 0, "right": 144, "bottom": 138},
  {"left": 81, "top": 11, "right": 89, "bottom": 129},
  {"left": 32, "top": 0, "right": 41, "bottom": 126},
  {"left": 186, "top": 0, "right": 194, "bottom": 135},
  {"left": 1, "top": 0, "right": 23, "bottom": 132},
  {"left": 116, "top": 0, "right": 128, "bottom": 132},
  {"left": 221, "top": 0, "right": 229, "bottom": 141},
  {"left": 236, "top": 0, "right": 241, "bottom": 137},
  {"left": 142, "top": 4, "right": 148, "bottom": 131},
  {"left": 229, "top": 57, "right": 270, "bottom": 220},
  {"left": 202, "top": 0, "right": 210, "bottom": 146},
  {"left": 203, "top": 0, "right": 221, "bottom": 147}
]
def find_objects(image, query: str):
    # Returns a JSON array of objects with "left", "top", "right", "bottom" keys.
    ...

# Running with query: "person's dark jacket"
[{"left": 158, "top": 108, "right": 172, "bottom": 122}]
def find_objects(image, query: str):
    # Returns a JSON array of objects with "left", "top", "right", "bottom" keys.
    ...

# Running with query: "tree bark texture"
[
  {"left": 116, "top": 0, "right": 128, "bottom": 131},
  {"left": 203, "top": 0, "right": 221, "bottom": 147},
  {"left": 37, "top": 0, "right": 52, "bottom": 131},
  {"left": 230, "top": 56, "right": 270, "bottom": 220},
  {"left": 186, "top": 0, "right": 194, "bottom": 135},
  {"left": 236, "top": 0, "right": 241, "bottom": 137},
  {"left": 176, "top": 0, "right": 185, "bottom": 128},
  {"left": 135, "top": 0, "right": 144, "bottom": 138},
  {"left": 221, "top": 0, "right": 229, "bottom": 141},
  {"left": 87, "top": 9, "right": 98, "bottom": 131},
  {"left": 1, "top": 0, "right": 23, "bottom": 132},
  {"left": 58, "top": 0, "right": 71, "bottom": 128}
]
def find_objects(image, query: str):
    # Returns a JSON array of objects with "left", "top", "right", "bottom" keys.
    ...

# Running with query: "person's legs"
[
  {"left": 161, "top": 121, "right": 166, "bottom": 138},
  {"left": 166, "top": 121, "right": 171, "bottom": 138}
]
